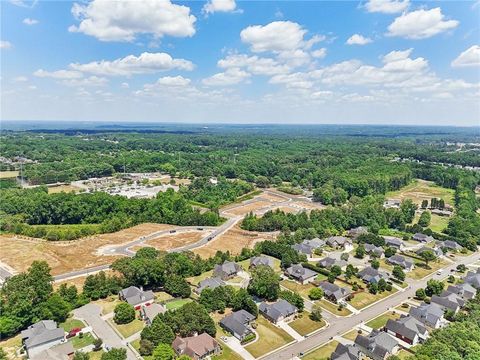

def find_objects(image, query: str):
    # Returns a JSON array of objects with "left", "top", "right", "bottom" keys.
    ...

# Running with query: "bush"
[
  {"left": 308, "top": 288, "right": 324, "bottom": 300},
  {"left": 113, "top": 303, "right": 135, "bottom": 324},
  {"left": 241, "top": 333, "right": 256, "bottom": 345},
  {"left": 93, "top": 338, "right": 103, "bottom": 351}
]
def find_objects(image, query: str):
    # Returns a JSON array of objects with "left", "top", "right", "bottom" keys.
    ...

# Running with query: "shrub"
[{"left": 113, "top": 303, "right": 135, "bottom": 324}]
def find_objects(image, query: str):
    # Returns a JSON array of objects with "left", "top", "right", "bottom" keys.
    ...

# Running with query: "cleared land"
[
  {"left": 245, "top": 316, "right": 294, "bottom": 358},
  {"left": 0, "top": 223, "right": 176, "bottom": 275},
  {"left": 413, "top": 212, "right": 450, "bottom": 233},
  {"left": 289, "top": 316, "right": 326, "bottom": 336},
  {"left": 227, "top": 201, "right": 274, "bottom": 216},
  {"left": 0, "top": 170, "right": 19, "bottom": 178},
  {"left": 193, "top": 225, "right": 276, "bottom": 259},
  {"left": 93, "top": 296, "right": 122, "bottom": 315},
  {"left": 48, "top": 184, "right": 82, "bottom": 194},
  {"left": 302, "top": 340, "right": 339, "bottom": 360},
  {"left": 130, "top": 230, "right": 211, "bottom": 252},
  {"left": 386, "top": 179, "right": 455, "bottom": 207}
]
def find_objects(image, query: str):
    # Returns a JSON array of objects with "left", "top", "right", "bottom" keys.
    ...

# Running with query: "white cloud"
[
  {"left": 365, "top": 0, "right": 409, "bottom": 14},
  {"left": 69, "top": 0, "right": 196, "bottom": 42},
  {"left": 270, "top": 72, "right": 313, "bottom": 89},
  {"left": 70, "top": 52, "right": 194, "bottom": 76},
  {"left": 34, "top": 69, "right": 84, "bottom": 79},
  {"left": 0, "top": 40, "right": 12, "bottom": 49},
  {"left": 202, "top": 68, "right": 250, "bottom": 86},
  {"left": 121, "top": 82, "right": 129, "bottom": 89},
  {"left": 155, "top": 76, "right": 191, "bottom": 87},
  {"left": 387, "top": 8, "right": 459, "bottom": 39},
  {"left": 202, "top": 0, "right": 239, "bottom": 14},
  {"left": 218, "top": 54, "right": 289, "bottom": 75},
  {"left": 14, "top": 76, "right": 28, "bottom": 82},
  {"left": 311, "top": 48, "right": 327, "bottom": 59},
  {"left": 346, "top": 34, "right": 372, "bottom": 45},
  {"left": 9, "top": 0, "right": 37, "bottom": 8},
  {"left": 62, "top": 76, "right": 108, "bottom": 87},
  {"left": 451, "top": 45, "right": 480, "bottom": 67},
  {"left": 23, "top": 18, "right": 39, "bottom": 25}
]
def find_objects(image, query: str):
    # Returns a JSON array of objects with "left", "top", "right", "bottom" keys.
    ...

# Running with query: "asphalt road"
[{"left": 262, "top": 251, "right": 480, "bottom": 360}]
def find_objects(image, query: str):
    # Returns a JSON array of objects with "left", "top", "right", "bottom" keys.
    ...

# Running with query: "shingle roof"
[
  {"left": 384, "top": 236, "right": 403, "bottom": 247},
  {"left": 365, "top": 244, "right": 384, "bottom": 257},
  {"left": 431, "top": 292, "right": 465, "bottom": 311},
  {"left": 21, "top": 320, "right": 65, "bottom": 349},
  {"left": 326, "top": 236, "right": 351, "bottom": 247},
  {"left": 385, "top": 316, "right": 427, "bottom": 342},
  {"left": 214, "top": 261, "right": 241, "bottom": 277},
  {"left": 292, "top": 243, "right": 315, "bottom": 255},
  {"left": 387, "top": 255, "right": 414, "bottom": 270},
  {"left": 259, "top": 299, "right": 297, "bottom": 322},
  {"left": 31, "top": 342, "right": 74, "bottom": 360},
  {"left": 250, "top": 256, "right": 274, "bottom": 268},
  {"left": 318, "top": 257, "right": 347, "bottom": 269},
  {"left": 220, "top": 310, "right": 255, "bottom": 338},
  {"left": 142, "top": 303, "right": 166, "bottom": 322},
  {"left": 412, "top": 233, "right": 434, "bottom": 242},
  {"left": 285, "top": 264, "right": 318, "bottom": 281},
  {"left": 355, "top": 330, "right": 398, "bottom": 359},
  {"left": 358, "top": 266, "right": 388, "bottom": 283},
  {"left": 197, "top": 277, "right": 226, "bottom": 293},
  {"left": 172, "top": 333, "right": 219, "bottom": 358},
  {"left": 331, "top": 343, "right": 360, "bottom": 360},
  {"left": 465, "top": 269, "right": 480, "bottom": 289},
  {"left": 119, "top": 286, "right": 154, "bottom": 306},
  {"left": 446, "top": 283, "right": 477, "bottom": 300},
  {"left": 409, "top": 302, "right": 444, "bottom": 327},
  {"left": 416, "top": 246, "right": 443, "bottom": 257},
  {"left": 318, "top": 281, "right": 351, "bottom": 301}
]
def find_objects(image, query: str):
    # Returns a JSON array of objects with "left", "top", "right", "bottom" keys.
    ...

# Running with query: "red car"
[{"left": 66, "top": 328, "right": 82, "bottom": 338}]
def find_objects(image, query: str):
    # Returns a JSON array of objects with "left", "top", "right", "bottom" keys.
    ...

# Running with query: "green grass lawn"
[
  {"left": 342, "top": 329, "right": 361, "bottom": 341},
  {"left": 154, "top": 291, "right": 174, "bottom": 302},
  {"left": 186, "top": 270, "right": 213, "bottom": 286},
  {"left": 60, "top": 317, "right": 85, "bottom": 332},
  {"left": 318, "top": 299, "right": 352, "bottom": 316},
  {"left": 366, "top": 311, "right": 401, "bottom": 329},
  {"left": 289, "top": 315, "right": 326, "bottom": 336},
  {"left": 110, "top": 318, "right": 145, "bottom": 338},
  {"left": 131, "top": 339, "right": 153, "bottom": 360},
  {"left": 245, "top": 316, "right": 294, "bottom": 358},
  {"left": 165, "top": 298, "right": 192, "bottom": 310},
  {"left": 302, "top": 340, "right": 339, "bottom": 360},
  {"left": 413, "top": 213, "right": 450, "bottom": 233},
  {"left": 349, "top": 288, "right": 398, "bottom": 310},
  {"left": 280, "top": 280, "right": 316, "bottom": 299},
  {"left": 212, "top": 341, "right": 243, "bottom": 360},
  {"left": 93, "top": 296, "right": 122, "bottom": 315},
  {"left": 385, "top": 179, "right": 455, "bottom": 206},
  {"left": 408, "top": 259, "right": 450, "bottom": 280},
  {"left": 87, "top": 351, "right": 104, "bottom": 360},
  {"left": 238, "top": 256, "right": 282, "bottom": 273},
  {"left": 70, "top": 333, "right": 95, "bottom": 349}
]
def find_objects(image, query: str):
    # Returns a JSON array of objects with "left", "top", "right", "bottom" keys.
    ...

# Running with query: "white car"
[{"left": 437, "top": 269, "right": 443, "bottom": 275}]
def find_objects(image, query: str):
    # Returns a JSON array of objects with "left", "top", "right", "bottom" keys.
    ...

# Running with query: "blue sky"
[{"left": 1, "top": 0, "right": 479, "bottom": 125}]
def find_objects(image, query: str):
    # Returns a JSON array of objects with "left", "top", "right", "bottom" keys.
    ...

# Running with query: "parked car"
[{"left": 66, "top": 328, "right": 82, "bottom": 338}]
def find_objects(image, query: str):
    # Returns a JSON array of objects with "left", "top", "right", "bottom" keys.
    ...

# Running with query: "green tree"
[
  {"left": 308, "top": 287, "right": 324, "bottom": 300},
  {"left": 392, "top": 266, "right": 406, "bottom": 282},
  {"left": 101, "top": 348, "right": 127, "bottom": 360},
  {"left": 248, "top": 265, "right": 280, "bottom": 301},
  {"left": 41, "top": 293, "right": 71, "bottom": 323},
  {"left": 425, "top": 279, "right": 444, "bottom": 297},
  {"left": 355, "top": 245, "right": 366, "bottom": 259},
  {"left": 141, "top": 319, "right": 175, "bottom": 348},
  {"left": 415, "top": 288, "right": 426, "bottom": 300},
  {"left": 370, "top": 259, "right": 380, "bottom": 270},
  {"left": 420, "top": 250, "right": 436, "bottom": 268},
  {"left": 113, "top": 303, "right": 135, "bottom": 324},
  {"left": 310, "top": 303, "right": 323, "bottom": 322},
  {"left": 418, "top": 211, "right": 431, "bottom": 227},
  {"left": 73, "top": 351, "right": 90, "bottom": 360},
  {"left": 152, "top": 343, "right": 175, "bottom": 360},
  {"left": 400, "top": 199, "right": 417, "bottom": 223}
]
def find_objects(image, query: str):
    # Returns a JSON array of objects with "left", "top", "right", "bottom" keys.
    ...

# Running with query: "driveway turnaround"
[{"left": 74, "top": 304, "right": 137, "bottom": 360}]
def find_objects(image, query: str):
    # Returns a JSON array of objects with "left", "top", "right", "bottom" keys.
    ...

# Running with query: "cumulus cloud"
[
  {"left": 69, "top": 0, "right": 196, "bottom": 42},
  {"left": 62, "top": 76, "right": 108, "bottom": 87},
  {"left": 34, "top": 69, "right": 83, "bottom": 79},
  {"left": 202, "top": 0, "right": 239, "bottom": 14},
  {"left": 311, "top": 48, "right": 327, "bottom": 59},
  {"left": 23, "top": 18, "right": 39, "bottom": 25},
  {"left": 69, "top": 52, "right": 194, "bottom": 76},
  {"left": 13, "top": 76, "right": 28, "bottom": 82},
  {"left": 218, "top": 54, "right": 289, "bottom": 75},
  {"left": 451, "top": 45, "right": 480, "bottom": 67},
  {"left": 202, "top": 68, "right": 250, "bottom": 86},
  {"left": 365, "top": 0, "right": 409, "bottom": 14},
  {"left": 155, "top": 76, "right": 191, "bottom": 87},
  {"left": 270, "top": 72, "right": 313, "bottom": 89},
  {"left": 346, "top": 34, "right": 372, "bottom": 45},
  {"left": 387, "top": 8, "right": 459, "bottom": 39},
  {"left": 0, "top": 40, "right": 12, "bottom": 49}
]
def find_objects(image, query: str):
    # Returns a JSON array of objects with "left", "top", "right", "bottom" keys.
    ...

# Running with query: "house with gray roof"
[
  {"left": 431, "top": 292, "right": 465, "bottom": 313},
  {"left": 259, "top": 299, "right": 298, "bottom": 324},
  {"left": 141, "top": 303, "right": 166, "bottom": 325},
  {"left": 445, "top": 283, "right": 477, "bottom": 301},
  {"left": 31, "top": 342, "right": 74, "bottom": 360},
  {"left": 383, "top": 199, "right": 401, "bottom": 209},
  {"left": 437, "top": 240, "right": 463, "bottom": 252},
  {"left": 318, "top": 281, "right": 351, "bottom": 304},
  {"left": 213, "top": 261, "right": 242, "bottom": 280},
  {"left": 365, "top": 244, "right": 385, "bottom": 258},
  {"left": 416, "top": 246, "right": 443, "bottom": 258},
  {"left": 409, "top": 302, "right": 445, "bottom": 329},
  {"left": 292, "top": 238, "right": 325, "bottom": 258},
  {"left": 387, "top": 255, "right": 414, "bottom": 272},
  {"left": 21, "top": 320, "right": 66, "bottom": 358},
  {"left": 385, "top": 316, "right": 428, "bottom": 345},
  {"left": 347, "top": 226, "right": 368, "bottom": 238},
  {"left": 358, "top": 267, "right": 389, "bottom": 284},
  {"left": 317, "top": 256, "right": 347, "bottom": 270},
  {"left": 412, "top": 233, "right": 434, "bottom": 243},
  {"left": 219, "top": 310, "right": 255, "bottom": 341},
  {"left": 196, "top": 277, "right": 226, "bottom": 294},
  {"left": 383, "top": 237, "right": 404, "bottom": 250},
  {"left": 172, "top": 333, "right": 220, "bottom": 360},
  {"left": 331, "top": 343, "right": 361, "bottom": 360},
  {"left": 119, "top": 286, "right": 154, "bottom": 309},
  {"left": 284, "top": 264, "right": 318, "bottom": 285},
  {"left": 326, "top": 236, "right": 353, "bottom": 251},
  {"left": 355, "top": 330, "right": 400, "bottom": 360},
  {"left": 465, "top": 268, "right": 480, "bottom": 289},
  {"left": 249, "top": 256, "right": 274, "bottom": 269}
]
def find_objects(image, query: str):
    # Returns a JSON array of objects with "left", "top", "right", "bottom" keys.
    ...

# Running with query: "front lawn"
[
  {"left": 245, "top": 316, "right": 294, "bottom": 358},
  {"left": 302, "top": 340, "right": 339, "bottom": 360},
  {"left": 154, "top": 291, "right": 174, "bottom": 302},
  {"left": 349, "top": 288, "right": 398, "bottom": 310},
  {"left": 280, "top": 280, "right": 316, "bottom": 299},
  {"left": 408, "top": 259, "right": 450, "bottom": 280},
  {"left": 318, "top": 299, "right": 352, "bottom": 316},
  {"left": 289, "top": 315, "right": 326, "bottom": 336},
  {"left": 110, "top": 318, "right": 145, "bottom": 338},
  {"left": 342, "top": 329, "right": 361, "bottom": 341},
  {"left": 212, "top": 341, "right": 243, "bottom": 360},
  {"left": 70, "top": 333, "right": 96, "bottom": 349},
  {"left": 60, "top": 317, "right": 86, "bottom": 332},
  {"left": 366, "top": 311, "right": 401, "bottom": 329},
  {"left": 88, "top": 351, "right": 104, "bottom": 360},
  {"left": 186, "top": 270, "right": 214, "bottom": 286},
  {"left": 165, "top": 298, "right": 192, "bottom": 311},
  {"left": 93, "top": 296, "right": 122, "bottom": 315}
]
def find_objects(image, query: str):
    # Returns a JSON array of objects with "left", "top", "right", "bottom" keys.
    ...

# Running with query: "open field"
[
  {"left": 366, "top": 311, "right": 401, "bottom": 329},
  {"left": 48, "top": 184, "right": 82, "bottom": 194},
  {"left": 280, "top": 280, "right": 316, "bottom": 299},
  {"left": 413, "top": 212, "right": 450, "bottom": 233},
  {"left": 289, "top": 315, "right": 326, "bottom": 336},
  {"left": 193, "top": 225, "right": 277, "bottom": 259},
  {"left": 302, "top": 340, "right": 339, "bottom": 360},
  {"left": 0, "top": 223, "right": 176, "bottom": 275},
  {"left": 227, "top": 201, "right": 274, "bottom": 216},
  {"left": 0, "top": 170, "right": 19, "bottom": 178},
  {"left": 245, "top": 316, "right": 294, "bottom": 358},
  {"left": 349, "top": 288, "right": 398, "bottom": 310},
  {"left": 130, "top": 230, "right": 211, "bottom": 252},
  {"left": 386, "top": 179, "right": 455, "bottom": 207}
]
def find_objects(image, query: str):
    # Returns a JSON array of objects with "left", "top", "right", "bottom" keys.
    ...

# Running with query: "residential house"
[
  {"left": 141, "top": 303, "right": 166, "bottom": 325},
  {"left": 219, "top": 310, "right": 255, "bottom": 341},
  {"left": 326, "top": 236, "right": 353, "bottom": 251},
  {"left": 387, "top": 255, "right": 414, "bottom": 272},
  {"left": 365, "top": 244, "right": 385, "bottom": 258},
  {"left": 291, "top": 238, "right": 325, "bottom": 258},
  {"left": 437, "top": 240, "right": 463, "bottom": 252},
  {"left": 409, "top": 302, "right": 446, "bottom": 329},
  {"left": 259, "top": 299, "right": 298, "bottom": 324},
  {"left": 249, "top": 256, "right": 274, "bottom": 269},
  {"left": 416, "top": 246, "right": 443, "bottom": 258},
  {"left": 445, "top": 283, "right": 477, "bottom": 301},
  {"left": 384, "top": 199, "right": 401, "bottom": 209},
  {"left": 412, "top": 233, "right": 434, "bottom": 243},
  {"left": 317, "top": 256, "right": 347, "bottom": 270},
  {"left": 465, "top": 268, "right": 480, "bottom": 289},
  {"left": 347, "top": 226, "right": 368, "bottom": 238},
  {"left": 318, "top": 281, "right": 351, "bottom": 304},
  {"left": 358, "top": 267, "right": 389, "bottom": 284},
  {"left": 31, "top": 342, "right": 74, "bottom": 360},
  {"left": 196, "top": 277, "right": 226, "bottom": 294},
  {"left": 284, "top": 264, "right": 318, "bottom": 285},
  {"left": 213, "top": 261, "right": 242, "bottom": 280},
  {"left": 384, "top": 316, "right": 428, "bottom": 345},
  {"left": 355, "top": 330, "right": 400, "bottom": 360},
  {"left": 383, "top": 237, "right": 404, "bottom": 250},
  {"left": 331, "top": 343, "right": 361, "bottom": 360},
  {"left": 119, "top": 286, "right": 154, "bottom": 309},
  {"left": 172, "top": 333, "right": 221, "bottom": 360},
  {"left": 21, "top": 320, "right": 66, "bottom": 359},
  {"left": 431, "top": 292, "right": 465, "bottom": 313},
  {"left": 431, "top": 209, "right": 452, "bottom": 217}
]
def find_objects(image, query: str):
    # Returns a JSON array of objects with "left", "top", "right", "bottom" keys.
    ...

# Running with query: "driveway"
[
  {"left": 74, "top": 304, "right": 138, "bottom": 360},
  {"left": 221, "top": 337, "right": 255, "bottom": 360}
]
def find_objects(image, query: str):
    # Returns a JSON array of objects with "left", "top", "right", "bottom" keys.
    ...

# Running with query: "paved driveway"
[{"left": 74, "top": 304, "right": 138, "bottom": 360}]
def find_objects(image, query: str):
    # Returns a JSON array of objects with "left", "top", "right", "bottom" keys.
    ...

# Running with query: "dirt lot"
[
  {"left": 48, "top": 184, "right": 82, "bottom": 194},
  {"left": 0, "top": 170, "right": 19, "bottom": 179},
  {"left": 386, "top": 179, "right": 455, "bottom": 207},
  {"left": 0, "top": 223, "right": 175, "bottom": 275},
  {"left": 130, "top": 230, "right": 211, "bottom": 252},
  {"left": 193, "top": 225, "right": 277, "bottom": 258},
  {"left": 226, "top": 201, "right": 275, "bottom": 216}
]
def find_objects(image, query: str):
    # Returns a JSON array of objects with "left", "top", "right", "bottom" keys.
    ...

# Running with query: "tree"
[
  {"left": 152, "top": 343, "right": 175, "bottom": 360},
  {"left": 368, "top": 282, "right": 378, "bottom": 294},
  {"left": 310, "top": 303, "right": 323, "bottom": 322},
  {"left": 426, "top": 279, "right": 444, "bottom": 297},
  {"left": 114, "top": 303, "right": 135, "bottom": 324},
  {"left": 415, "top": 288, "right": 426, "bottom": 300},
  {"left": 101, "top": 348, "right": 127, "bottom": 360},
  {"left": 161, "top": 302, "right": 216, "bottom": 337},
  {"left": 384, "top": 247, "right": 397, "bottom": 258},
  {"left": 421, "top": 200, "right": 428, "bottom": 209},
  {"left": 340, "top": 253, "right": 349, "bottom": 261},
  {"left": 308, "top": 287, "right": 324, "bottom": 300},
  {"left": 248, "top": 265, "right": 280, "bottom": 301},
  {"left": 378, "top": 278, "right": 387, "bottom": 292},
  {"left": 418, "top": 211, "right": 431, "bottom": 227},
  {"left": 279, "top": 290, "right": 304, "bottom": 312},
  {"left": 345, "top": 264, "right": 358, "bottom": 280},
  {"left": 255, "top": 176, "right": 270, "bottom": 188},
  {"left": 141, "top": 319, "right": 175, "bottom": 348},
  {"left": 232, "top": 289, "right": 258, "bottom": 316},
  {"left": 139, "top": 339, "right": 155, "bottom": 356},
  {"left": 330, "top": 265, "right": 342, "bottom": 278},
  {"left": 73, "top": 351, "right": 90, "bottom": 360},
  {"left": 456, "top": 264, "right": 466, "bottom": 273},
  {"left": 370, "top": 259, "right": 380, "bottom": 270},
  {"left": 93, "top": 338, "right": 103, "bottom": 351},
  {"left": 420, "top": 250, "right": 436, "bottom": 268},
  {"left": 355, "top": 245, "right": 365, "bottom": 259},
  {"left": 41, "top": 293, "right": 71, "bottom": 323},
  {"left": 400, "top": 199, "right": 417, "bottom": 223},
  {"left": 164, "top": 275, "right": 191, "bottom": 298},
  {"left": 392, "top": 265, "right": 406, "bottom": 282}
]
